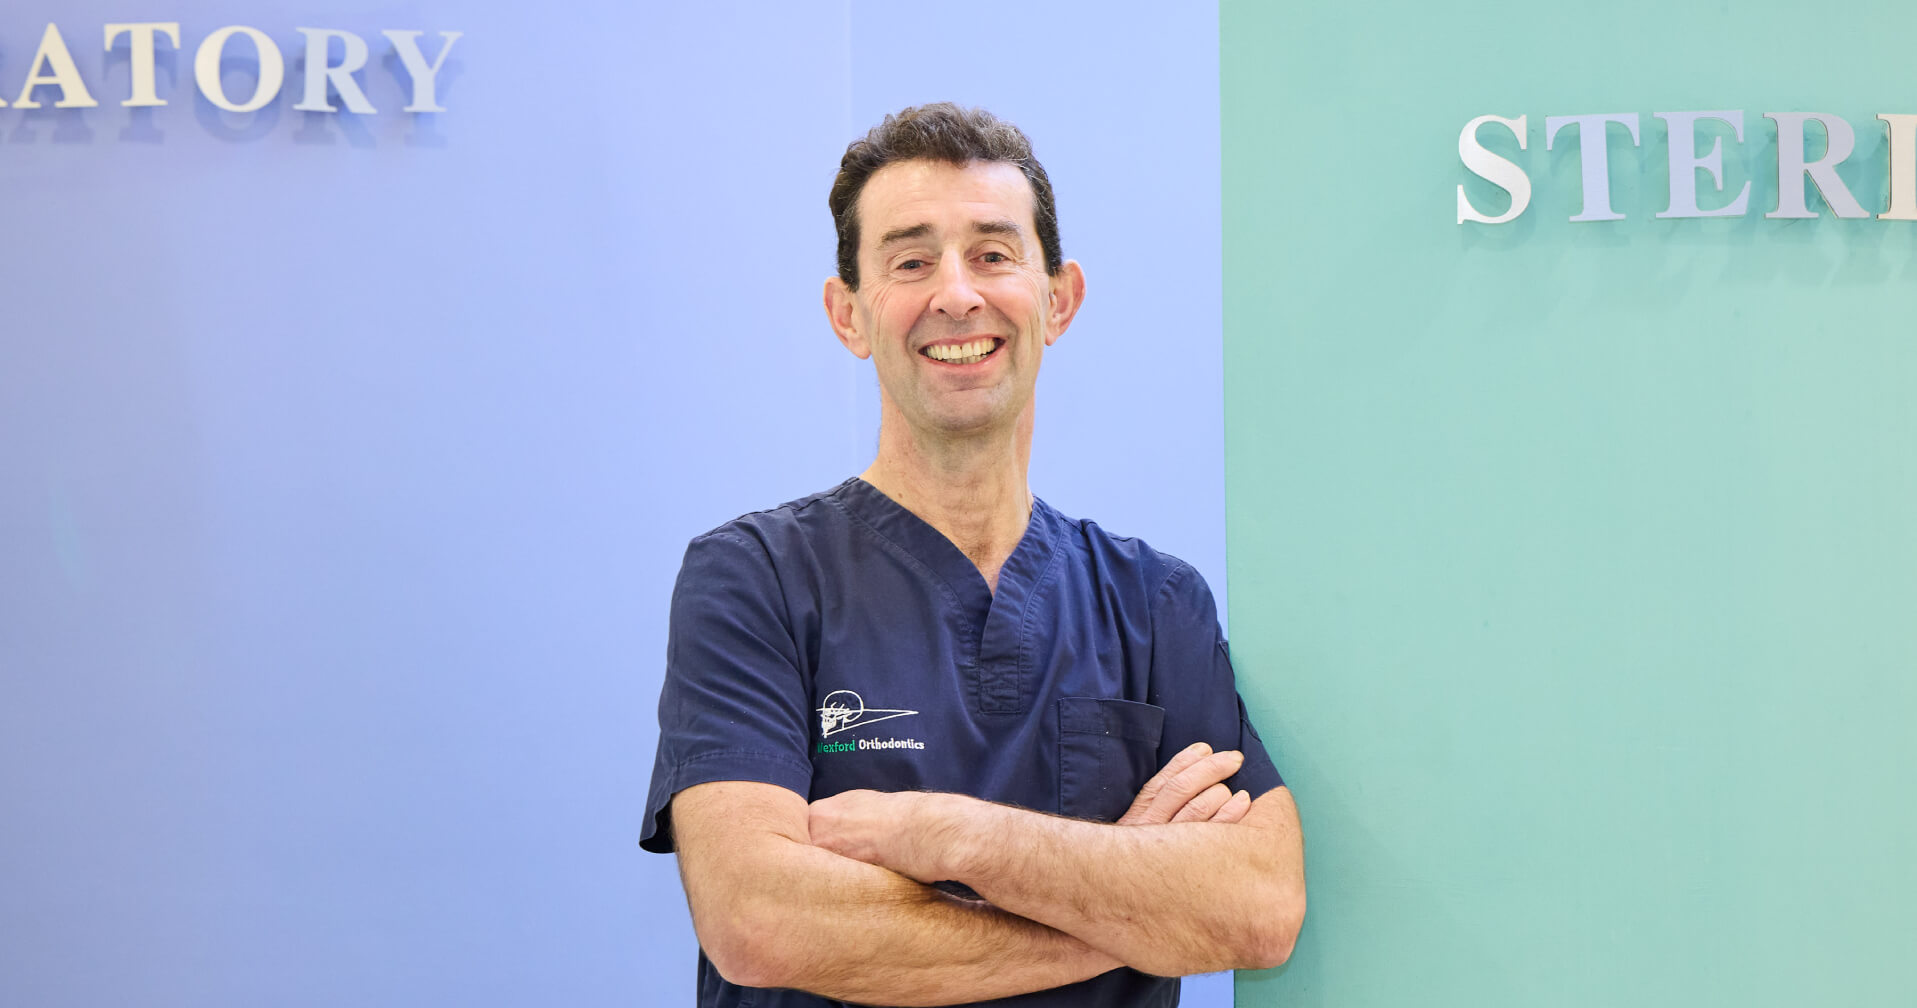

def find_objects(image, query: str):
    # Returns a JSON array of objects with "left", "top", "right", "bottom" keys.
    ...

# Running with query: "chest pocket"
[{"left": 1056, "top": 697, "right": 1165, "bottom": 821}]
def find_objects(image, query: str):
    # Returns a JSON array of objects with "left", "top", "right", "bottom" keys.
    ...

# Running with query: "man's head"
[
  {"left": 821, "top": 106, "right": 1085, "bottom": 445},
  {"left": 829, "top": 103, "right": 1062, "bottom": 292}
]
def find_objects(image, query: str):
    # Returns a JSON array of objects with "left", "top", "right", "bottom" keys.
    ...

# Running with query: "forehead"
[{"left": 857, "top": 160, "right": 1037, "bottom": 248}]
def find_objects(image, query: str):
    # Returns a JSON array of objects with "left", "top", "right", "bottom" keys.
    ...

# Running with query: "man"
[{"left": 641, "top": 103, "right": 1304, "bottom": 1006}]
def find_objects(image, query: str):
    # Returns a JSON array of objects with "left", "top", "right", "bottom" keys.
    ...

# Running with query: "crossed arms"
[{"left": 670, "top": 742, "right": 1306, "bottom": 1005}]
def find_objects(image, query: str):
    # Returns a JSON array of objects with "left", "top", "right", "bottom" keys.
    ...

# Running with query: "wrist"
[{"left": 923, "top": 792, "right": 996, "bottom": 885}]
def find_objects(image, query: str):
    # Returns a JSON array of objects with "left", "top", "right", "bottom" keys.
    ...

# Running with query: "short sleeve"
[
  {"left": 1147, "top": 562, "right": 1285, "bottom": 797},
  {"left": 639, "top": 532, "right": 816, "bottom": 853}
]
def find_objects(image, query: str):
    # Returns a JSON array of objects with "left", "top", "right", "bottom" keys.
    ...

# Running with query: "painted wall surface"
[
  {"left": 0, "top": 2, "right": 1230, "bottom": 1005},
  {"left": 1223, "top": 1, "right": 1916, "bottom": 1005}
]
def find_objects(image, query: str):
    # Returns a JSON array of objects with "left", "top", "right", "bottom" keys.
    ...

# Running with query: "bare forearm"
[
  {"left": 954, "top": 792, "right": 1303, "bottom": 974},
  {"left": 674, "top": 782, "right": 1120, "bottom": 1005},
  {"left": 818, "top": 788, "right": 1306, "bottom": 977}
]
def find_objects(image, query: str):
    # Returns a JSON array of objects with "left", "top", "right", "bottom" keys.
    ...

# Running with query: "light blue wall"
[{"left": 0, "top": 3, "right": 1228, "bottom": 1005}]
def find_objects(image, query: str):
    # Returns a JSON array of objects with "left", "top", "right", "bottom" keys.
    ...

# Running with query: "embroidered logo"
[{"left": 817, "top": 689, "right": 919, "bottom": 738}]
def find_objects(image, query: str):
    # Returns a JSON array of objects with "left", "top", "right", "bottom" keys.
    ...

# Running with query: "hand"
[
  {"left": 1118, "top": 743, "right": 1251, "bottom": 826},
  {"left": 808, "top": 789, "right": 946, "bottom": 882}
]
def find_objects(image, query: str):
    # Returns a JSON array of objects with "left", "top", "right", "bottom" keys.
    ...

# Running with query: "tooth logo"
[{"left": 818, "top": 690, "right": 919, "bottom": 738}]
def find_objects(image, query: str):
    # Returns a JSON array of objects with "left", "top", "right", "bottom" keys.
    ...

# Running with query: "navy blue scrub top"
[{"left": 642, "top": 478, "right": 1283, "bottom": 1007}]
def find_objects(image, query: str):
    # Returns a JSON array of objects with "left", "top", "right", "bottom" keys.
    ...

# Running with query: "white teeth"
[{"left": 924, "top": 338, "right": 996, "bottom": 362}]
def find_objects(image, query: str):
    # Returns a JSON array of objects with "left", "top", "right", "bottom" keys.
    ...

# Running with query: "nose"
[{"left": 928, "top": 252, "right": 984, "bottom": 319}]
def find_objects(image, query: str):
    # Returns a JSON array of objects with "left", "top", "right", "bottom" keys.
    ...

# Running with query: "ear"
[
  {"left": 824, "top": 277, "right": 871, "bottom": 359},
  {"left": 1042, "top": 259, "right": 1086, "bottom": 347}
]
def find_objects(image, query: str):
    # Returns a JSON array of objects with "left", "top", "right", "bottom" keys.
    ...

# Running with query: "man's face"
[{"left": 825, "top": 159, "right": 1084, "bottom": 441}]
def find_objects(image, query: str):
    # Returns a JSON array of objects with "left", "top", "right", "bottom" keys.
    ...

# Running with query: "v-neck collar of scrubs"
[{"left": 835, "top": 477, "right": 1062, "bottom": 714}]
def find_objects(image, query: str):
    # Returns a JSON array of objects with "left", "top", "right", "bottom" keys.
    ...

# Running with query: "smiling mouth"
[{"left": 921, "top": 338, "right": 1003, "bottom": 366}]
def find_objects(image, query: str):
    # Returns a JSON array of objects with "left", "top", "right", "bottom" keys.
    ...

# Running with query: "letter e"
[{"left": 1655, "top": 111, "right": 1750, "bottom": 218}]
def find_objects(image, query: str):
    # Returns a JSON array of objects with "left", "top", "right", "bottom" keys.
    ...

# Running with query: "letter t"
[
  {"left": 1545, "top": 113, "right": 1642, "bottom": 222},
  {"left": 104, "top": 23, "right": 182, "bottom": 107}
]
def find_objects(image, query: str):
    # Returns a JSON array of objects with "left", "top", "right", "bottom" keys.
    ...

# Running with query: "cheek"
[
  {"left": 1009, "top": 273, "right": 1054, "bottom": 337},
  {"left": 1023, "top": 274, "right": 1049, "bottom": 305},
  {"left": 863, "top": 285, "right": 913, "bottom": 334},
  {"left": 975, "top": 272, "right": 1045, "bottom": 311}
]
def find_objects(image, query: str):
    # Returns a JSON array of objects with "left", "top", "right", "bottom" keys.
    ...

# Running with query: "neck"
[{"left": 860, "top": 404, "right": 1035, "bottom": 593}]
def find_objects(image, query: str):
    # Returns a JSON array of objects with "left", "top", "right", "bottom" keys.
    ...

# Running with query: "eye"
[
  {"left": 896, "top": 258, "right": 928, "bottom": 272},
  {"left": 979, "top": 251, "right": 1010, "bottom": 265}
]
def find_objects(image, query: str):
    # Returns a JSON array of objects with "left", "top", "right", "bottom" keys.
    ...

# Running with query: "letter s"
[{"left": 1458, "top": 114, "right": 1531, "bottom": 224}]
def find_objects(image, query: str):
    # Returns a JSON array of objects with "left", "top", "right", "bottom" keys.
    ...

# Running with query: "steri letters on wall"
[
  {"left": 1456, "top": 110, "right": 1917, "bottom": 223},
  {"left": 0, "top": 22, "right": 460, "bottom": 115}
]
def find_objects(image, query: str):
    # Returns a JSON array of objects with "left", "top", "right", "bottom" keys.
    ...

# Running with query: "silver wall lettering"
[
  {"left": 1460, "top": 109, "right": 1906, "bottom": 224},
  {"left": 1457, "top": 114, "right": 1531, "bottom": 225},
  {"left": 103, "top": 22, "right": 181, "bottom": 108},
  {"left": 293, "top": 28, "right": 377, "bottom": 114},
  {"left": 193, "top": 26, "right": 285, "bottom": 113},
  {"left": 9, "top": 23, "right": 98, "bottom": 109},
  {"left": 1653, "top": 110, "right": 1750, "bottom": 219},
  {"left": 383, "top": 31, "right": 462, "bottom": 114},
  {"left": 0, "top": 21, "right": 460, "bottom": 116},
  {"left": 1878, "top": 114, "right": 1917, "bottom": 221},
  {"left": 1545, "top": 113, "right": 1641, "bottom": 222},
  {"left": 1765, "top": 113, "right": 1868, "bottom": 219}
]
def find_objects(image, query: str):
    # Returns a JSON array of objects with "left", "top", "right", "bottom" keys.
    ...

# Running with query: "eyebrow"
[
  {"left": 875, "top": 223, "right": 932, "bottom": 249},
  {"left": 874, "top": 219, "right": 1026, "bottom": 249},
  {"left": 973, "top": 219, "right": 1024, "bottom": 238}
]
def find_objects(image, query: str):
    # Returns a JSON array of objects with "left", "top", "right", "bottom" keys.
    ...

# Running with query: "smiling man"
[{"left": 641, "top": 104, "right": 1304, "bottom": 1007}]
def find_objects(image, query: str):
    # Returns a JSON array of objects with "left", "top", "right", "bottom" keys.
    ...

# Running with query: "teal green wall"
[{"left": 1224, "top": 2, "right": 1917, "bottom": 1004}]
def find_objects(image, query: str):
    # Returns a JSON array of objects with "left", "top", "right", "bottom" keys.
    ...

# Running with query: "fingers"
[
  {"left": 1167, "top": 784, "right": 1252, "bottom": 824},
  {"left": 1145, "top": 742, "right": 1215, "bottom": 798},
  {"left": 1154, "top": 750, "right": 1243, "bottom": 820},
  {"left": 1118, "top": 742, "right": 1214, "bottom": 825},
  {"left": 1171, "top": 783, "right": 1233, "bottom": 823},
  {"left": 1122, "top": 745, "right": 1246, "bottom": 826},
  {"left": 1210, "top": 789, "right": 1254, "bottom": 824}
]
